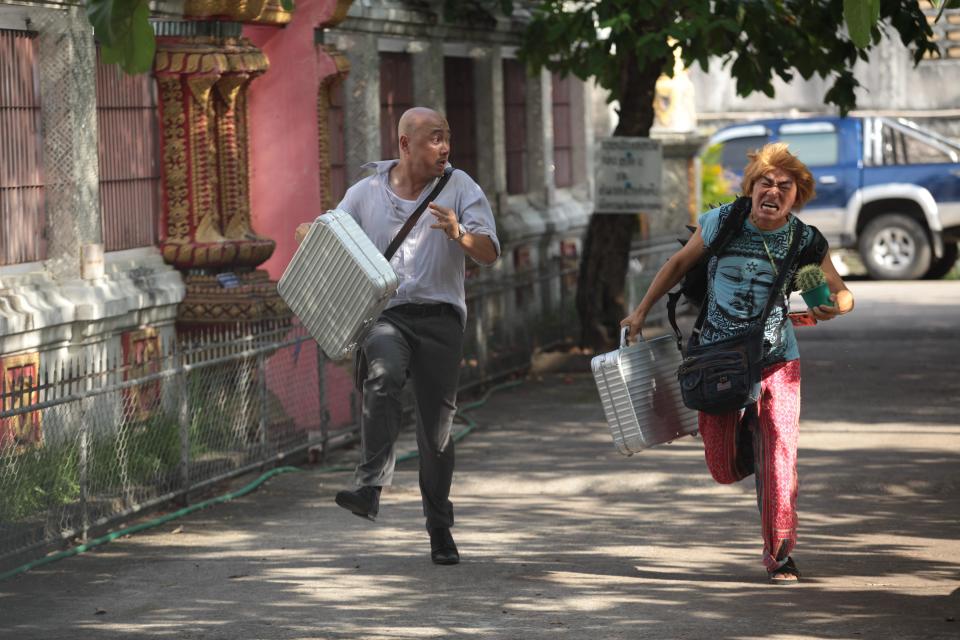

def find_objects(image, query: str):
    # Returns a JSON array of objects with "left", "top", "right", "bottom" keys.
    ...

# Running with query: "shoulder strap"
[
  {"left": 709, "top": 196, "right": 751, "bottom": 259},
  {"left": 383, "top": 167, "right": 454, "bottom": 261},
  {"left": 666, "top": 197, "right": 750, "bottom": 351},
  {"left": 759, "top": 217, "right": 804, "bottom": 323},
  {"left": 666, "top": 292, "right": 685, "bottom": 351},
  {"left": 748, "top": 217, "right": 805, "bottom": 353}
]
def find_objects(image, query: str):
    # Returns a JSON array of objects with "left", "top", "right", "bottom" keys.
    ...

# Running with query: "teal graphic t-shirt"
[{"left": 698, "top": 203, "right": 820, "bottom": 365}]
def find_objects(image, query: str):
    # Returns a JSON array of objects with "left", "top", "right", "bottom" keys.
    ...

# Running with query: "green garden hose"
[{"left": 0, "top": 379, "right": 522, "bottom": 582}]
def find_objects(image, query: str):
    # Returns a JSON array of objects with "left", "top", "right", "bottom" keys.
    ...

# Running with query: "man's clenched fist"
[{"left": 294, "top": 223, "right": 311, "bottom": 244}]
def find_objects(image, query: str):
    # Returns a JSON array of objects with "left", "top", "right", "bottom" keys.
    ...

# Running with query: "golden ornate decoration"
[
  {"left": 158, "top": 77, "right": 191, "bottom": 244},
  {"left": 0, "top": 352, "right": 42, "bottom": 451},
  {"left": 320, "top": 0, "right": 354, "bottom": 29},
  {"left": 121, "top": 328, "right": 163, "bottom": 422},
  {"left": 177, "top": 270, "right": 291, "bottom": 327},
  {"left": 184, "top": 0, "right": 269, "bottom": 22},
  {"left": 257, "top": 0, "right": 293, "bottom": 25},
  {"left": 155, "top": 36, "right": 274, "bottom": 270},
  {"left": 183, "top": 0, "right": 297, "bottom": 25}
]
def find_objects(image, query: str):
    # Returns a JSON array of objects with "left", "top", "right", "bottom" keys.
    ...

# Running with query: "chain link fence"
[{"left": 0, "top": 239, "right": 677, "bottom": 574}]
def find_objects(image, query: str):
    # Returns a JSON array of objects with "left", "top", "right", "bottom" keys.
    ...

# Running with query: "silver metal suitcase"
[
  {"left": 591, "top": 329, "right": 699, "bottom": 456},
  {"left": 277, "top": 209, "right": 398, "bottom": 360}
]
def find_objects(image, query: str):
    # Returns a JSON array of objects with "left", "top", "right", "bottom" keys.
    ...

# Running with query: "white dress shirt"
[{"left": 335, "top": 160, "right": 500, "bottom": 326}]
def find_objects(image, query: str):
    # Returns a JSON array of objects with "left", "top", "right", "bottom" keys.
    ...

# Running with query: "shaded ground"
[{"left": 1, "top": 281, "right": 958, "bottom": 639}]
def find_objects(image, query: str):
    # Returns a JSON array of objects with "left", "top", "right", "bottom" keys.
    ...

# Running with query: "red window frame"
[
  {"left": 95, "top": 52, "right": 161, "bottom": 252},
  {"left": 327, "top": 79, "right": 347, "bottom": 207},
  {"left": 443, "top": 56, "right": 478, "bottom": 180},
  {"left": 552, "top": 72, "right": 573, "bottom": 188},
  {"left": 0, "top": 30, "right": 45, "bottom": 266},
  {"left": 379, "top": 52, "right": 413, "bottom": 160},
  {"left": 502, "top": 58, "right": 527, "bottom": 195}
]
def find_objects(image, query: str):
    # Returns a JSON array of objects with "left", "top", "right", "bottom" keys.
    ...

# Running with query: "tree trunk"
[
  {"left": 575, "top": 214, "right": 637, "bottom": 350},
  {"left": 575, "top": 55, "right": 665, "bottom": 352}
]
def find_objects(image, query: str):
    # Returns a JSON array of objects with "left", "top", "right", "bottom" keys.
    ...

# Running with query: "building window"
[
  {"left": 379, "top": 52, "right": 413, "bottom": 160},
  {"left": 0, "top": 30, "right": 45, "bottom": 266},
  {"left": 95, "top": 52, "right": 160, "bottom": 252},
  {"left": 443, "top": 57, "right": 478, "bottom": 180},
  {"left": 327, "top": 79, "right": 347, "bottom": 207},
  {"left": 552, "top": 72, "right": 573, "bottom": 188},
  {"left": 503, "top": 58, "right": 527, "bottom": 195}
]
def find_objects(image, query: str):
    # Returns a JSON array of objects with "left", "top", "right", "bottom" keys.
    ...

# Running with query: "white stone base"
[{"left": 0, "top": 247, "right": 185, "bottom": 359}]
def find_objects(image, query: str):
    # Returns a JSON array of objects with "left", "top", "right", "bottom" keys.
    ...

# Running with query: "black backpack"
[{"left": 665, "top": 196, "right": 828, "bottom": 352}]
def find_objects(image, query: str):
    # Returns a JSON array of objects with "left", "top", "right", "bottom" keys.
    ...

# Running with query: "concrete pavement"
[{"left": 1, "top": 281, "right": 958, "bottom": 639}]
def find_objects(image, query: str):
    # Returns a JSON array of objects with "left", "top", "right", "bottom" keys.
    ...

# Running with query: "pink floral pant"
[{"left": 697, "top": 359, "right": 802, "bottom": 572}]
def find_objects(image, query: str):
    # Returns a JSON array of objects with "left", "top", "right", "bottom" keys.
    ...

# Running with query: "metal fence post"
[
  {"left": 176, "top": 343, "right": 190, "bottom": 505},
  {"left": 79, "top": 407, "right": 89, "bottom": 543},
  {"left": 475, "top": 300, "right": 488, "bottom": 382},
  {"left": 560, "top": 258, "right": 571, "bottom": 338},
  {"left": 257, "top": 352, "right": 268, "bottom": 452},
  {"left": 316, "top": 343, "right": 329, "bottom": 461}
]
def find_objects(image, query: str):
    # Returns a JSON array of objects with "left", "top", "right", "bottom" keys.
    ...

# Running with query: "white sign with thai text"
[{"left": 595, "top": 137, "right": 662, "bottom": 214}]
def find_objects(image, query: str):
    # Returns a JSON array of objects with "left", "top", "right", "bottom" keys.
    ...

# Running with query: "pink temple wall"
[
  {"left": 245, "top": 0, "right": 343, "bottom": 282},
  {"left": 245, "top": 1, "right": 355, "bottom": 431}
]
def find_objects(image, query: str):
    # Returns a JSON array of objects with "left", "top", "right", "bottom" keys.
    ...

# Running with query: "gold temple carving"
[
  {"left": 184, "top": 0, "right": 292, "bottom": 24},
  {"left": 154, "top": 37, "right": 275, "bottom": 270}
]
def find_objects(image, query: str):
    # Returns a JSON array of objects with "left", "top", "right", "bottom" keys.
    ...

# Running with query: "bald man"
[{"left": 297, "top": 107, "right": 499, "bottom": 564}]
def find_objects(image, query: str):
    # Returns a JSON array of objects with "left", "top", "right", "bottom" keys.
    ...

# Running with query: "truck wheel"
[
  {"left": 924, "top": 242, "right": 959, "bottom": 279},
  {"left": 858, "top": 214, "right": 932, "bottom": 280}
]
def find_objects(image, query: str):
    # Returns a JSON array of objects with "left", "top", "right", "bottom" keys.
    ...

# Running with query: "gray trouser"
[{"left": 355, "top": 304, "right": 463, "bottom": 529}]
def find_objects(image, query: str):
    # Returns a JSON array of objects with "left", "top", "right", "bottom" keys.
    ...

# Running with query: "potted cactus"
[{"left": 794, "top": 264, "right": 833, "bottom": 308}]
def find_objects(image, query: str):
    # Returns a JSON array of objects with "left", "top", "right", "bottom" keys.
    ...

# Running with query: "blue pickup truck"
[{"left": 709, "top": 116, "right": 960, "bottom": 279}]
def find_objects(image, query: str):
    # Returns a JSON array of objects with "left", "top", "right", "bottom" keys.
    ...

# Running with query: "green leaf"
[
  {"left": 844, "top": 0, "right": 880, "bottom": 48},
  {"left": 281, "top": 0, "right": 295, "bottom": 10},
  {"left": 88, "top": 0, "right": 155, "bottom": 75},
  {"left": 823, "top": 72, "right": 858, "bottom": 115},
  {"left": 86, "top": 0, "right": 141, "bottom": 49},
  {"left": 123, "top": 1, "right": 155, "bottom": 74},
  {"left": 99, "top": 44, "right": 123, "bottom": 65}
]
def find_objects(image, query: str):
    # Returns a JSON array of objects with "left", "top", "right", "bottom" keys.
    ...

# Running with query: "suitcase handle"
[{"left": 620, "top": 326, "right": 643, "bottom": 349}]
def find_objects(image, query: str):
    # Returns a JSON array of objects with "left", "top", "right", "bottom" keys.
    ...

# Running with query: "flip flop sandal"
[{"left": 768, "top": 557, "right": 801, "bottom": 585}]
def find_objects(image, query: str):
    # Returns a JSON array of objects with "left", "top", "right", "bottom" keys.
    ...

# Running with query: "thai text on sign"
[{"left": 595, "top": 137, "right": 663, "bottom": 214}]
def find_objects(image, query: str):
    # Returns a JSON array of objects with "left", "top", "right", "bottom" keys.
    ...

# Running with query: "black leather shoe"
[
  {"left": 335, "top": 486, "right": 380, "bottom": 522},
  {"left": 428, "top": 527, "right": 460, "bottom": 565}
]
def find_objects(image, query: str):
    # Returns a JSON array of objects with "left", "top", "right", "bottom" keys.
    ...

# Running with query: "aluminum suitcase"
[
  {"left": 278, "top": 209, "right": 399, "bottom": 360},
  {"left": 591, "top": 329, "right": 699, "bottom": 456}
]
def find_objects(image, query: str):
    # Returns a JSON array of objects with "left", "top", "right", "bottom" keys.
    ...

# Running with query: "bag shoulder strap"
[
  {"left": 709, "top": 196, "right": 752, "bottom": 259},
  {"left": 384, "top": 167, "right": 454, "bottom": 261},
  {"left": 667, "top": 197, "right": 750, "bottom": 350},
  {"left": 749, "top": 217, "right": 805, "bottom": 353},
  {"left": 760, "top": 216, "right": 804, "bottom": 323}
]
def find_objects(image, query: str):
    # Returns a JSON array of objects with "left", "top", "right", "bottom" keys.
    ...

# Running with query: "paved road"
[{"left": 1, "top": 281, "right": 958, "bottom": 639}]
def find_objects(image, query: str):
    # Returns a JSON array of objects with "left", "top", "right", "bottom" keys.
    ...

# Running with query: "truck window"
[
  {"left": 880, "top": 125, "right": 955, "bottom": 165},
  {"left": 779, "top": 132, "right": 839, "bottom": 167},
  {"left": 881, "top": 127, "right": 906, "bottom": 165},
  {"left": 719, "top": 135, "right": 768, "bottom": 174}
]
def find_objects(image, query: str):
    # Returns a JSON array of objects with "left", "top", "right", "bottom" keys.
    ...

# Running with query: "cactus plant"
[
  {"left": 794, "top": 263, "right": 833, "bottom": 308},
  {"left": 794, "top": 264, "right": 826, "bottom": 293}
]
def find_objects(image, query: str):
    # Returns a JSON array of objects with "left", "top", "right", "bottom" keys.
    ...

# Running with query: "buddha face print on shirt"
[{"left": 714, "top": 253, "right": 777, "bottom": 323}]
